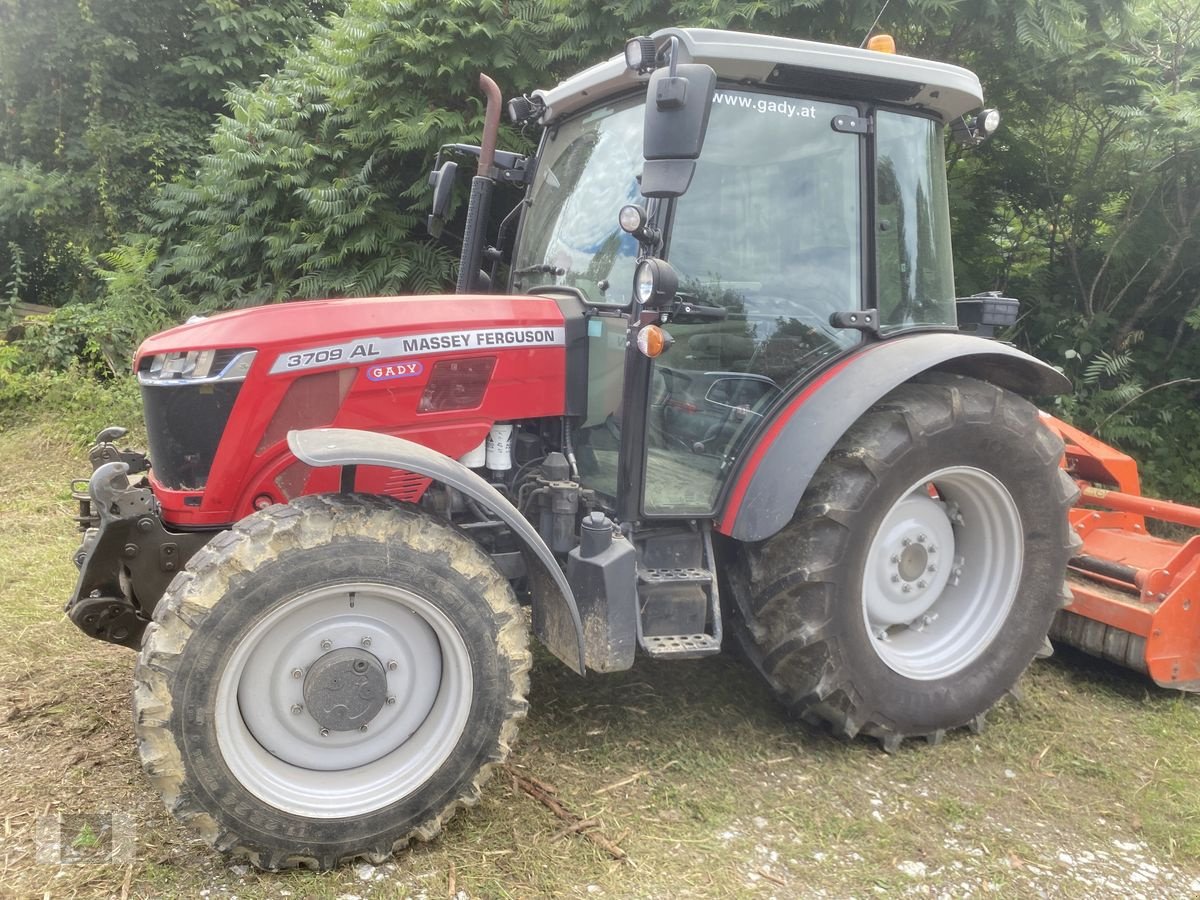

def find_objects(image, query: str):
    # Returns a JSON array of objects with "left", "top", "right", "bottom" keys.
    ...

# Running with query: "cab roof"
[{"left": 533, "top": 27, "right": 984, "bottom": 125}]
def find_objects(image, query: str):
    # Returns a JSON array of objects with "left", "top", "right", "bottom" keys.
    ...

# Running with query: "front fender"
[
  {"left": 288, "top": 428, "right": 585, "bottom": 674},
  {"left": 716, "top": 332, "right": 1071, "bottom": 542}
]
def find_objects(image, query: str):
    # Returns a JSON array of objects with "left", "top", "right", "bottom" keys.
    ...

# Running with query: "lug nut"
[
  {"left": 319, "top": 727, "right": 330, "bottom": 737},
  {"left": 291, "top": 704, "right": 303, "bottom": 715},
  {"left": 386, "top": 695, "right": 396, "bottom": 705},
  {"left": 902, "top": 585, "right": 911, "bottom": 593},
  {"left": 928, "top": 565, "right": 937, "bottom": 573},
  {"left": 359, "top": 724, "right": 369, "bottom": 732},
  {"left": 360, "top": 637, "right": 372, "bottom": 648},
  {"left": 918, "top": 580, "right": 927, "bottom": 589},
  {"left": 387, "top": 659, "right": 398, "bottom": 671},
  {"left": 291, "top": 668, "right": 303, "bottom": 679},
  {"left": 918, "top": 534, "right": 927, "bottom": 542},
  {"left": 902, "top": 538, "right": 912, "bottom": 547},
  {"left": 891, "top": 574, "right": 900, "bottom": 583},
  {"left": 320, "top": 639, "right": 332, "bottom": 651},
  {"left": 890, "top": 555, "right": 900, "bottom": 564}
]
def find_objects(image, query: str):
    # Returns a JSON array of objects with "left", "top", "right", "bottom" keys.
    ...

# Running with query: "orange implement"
[{"left": 1042, "top": 413, "right": 1200, "bottom": 690}]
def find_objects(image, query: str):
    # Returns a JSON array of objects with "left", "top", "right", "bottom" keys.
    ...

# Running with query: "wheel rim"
[
  {"left": 214, "top": 582, "right": 473, "bottom": 818},
  {"left": 862, "top": 466, "right": 1023, "bottom": 681}
]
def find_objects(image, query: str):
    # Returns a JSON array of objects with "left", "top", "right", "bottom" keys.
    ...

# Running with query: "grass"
[{"left": 4, "top": 405, "right": 1200, "bottom": 898}]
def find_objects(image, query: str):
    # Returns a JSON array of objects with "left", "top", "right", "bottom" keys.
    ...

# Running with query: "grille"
[{"left": 141, "top": 382, "right": 241, "bottom": 490}]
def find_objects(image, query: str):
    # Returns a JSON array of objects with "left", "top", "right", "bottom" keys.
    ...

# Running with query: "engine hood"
[{"left": 135, "top": 294, "right": 568, "bottom": 369}]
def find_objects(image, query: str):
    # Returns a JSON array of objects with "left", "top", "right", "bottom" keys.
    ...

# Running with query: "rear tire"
[
  {"left": 729, "top": 374, "right": 1076, "bottom": 749},
  {"left": 133, "top": 494, "right": 529, "bottom": 869}
]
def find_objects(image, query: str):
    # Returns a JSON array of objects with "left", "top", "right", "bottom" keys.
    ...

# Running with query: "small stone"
[
  {"left": 752, "top": 816, "right": 769, "bottom": 830},
  {"left": 897, "top": 860, "right": 927, "bottom": 878},
  {"left": 228, "top": 864, "right": 249, "bottom": 876},
  {"left": 1004, "top": 769, "right": 1016, "bottom": 779},
  {"left": 355, "top": 862, "right": 376, "bottom": 881}
]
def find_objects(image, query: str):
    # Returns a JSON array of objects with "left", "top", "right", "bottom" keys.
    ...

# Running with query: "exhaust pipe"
[{"left": 456, "top": 74, "right": 503, "bottom": 294}]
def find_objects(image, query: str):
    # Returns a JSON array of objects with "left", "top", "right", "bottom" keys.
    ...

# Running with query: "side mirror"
[
  {"left": 426, "top": 159, "right": 459, "bottom": 237},
  {"left": 640, "top": 62, "right": 717, "bottom": 199}
]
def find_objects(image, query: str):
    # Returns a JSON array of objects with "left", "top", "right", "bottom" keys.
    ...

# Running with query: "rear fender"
[
  {"left": 288, "top": 427, "right": 585, "bottom": 674},
  {"left": 716, "top": 332, "right": 1071, "bottom": 542}
]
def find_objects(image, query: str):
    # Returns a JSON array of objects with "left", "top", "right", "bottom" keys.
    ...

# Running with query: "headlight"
[
  {"left": 619, "top": 204, "right": 647, "bottom": 234},
  {"left": 138, "top": 349, "right": 257, "bottom": 385},
  {"left": 633, "top": 258, "right": 679, "bottom": 308}
]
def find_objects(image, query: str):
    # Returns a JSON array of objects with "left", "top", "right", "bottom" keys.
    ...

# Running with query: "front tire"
[
  {"left": 730, "top": 374, "right": 1076, "bottom": 749},
  {"left": 133, "top": 494, "right": 530, "bottom": 870}
]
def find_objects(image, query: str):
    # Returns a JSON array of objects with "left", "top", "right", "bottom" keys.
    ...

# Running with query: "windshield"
[
  {"left": 511, "top": 97, "right": 643, "bottom": 304},
  {"left": 875, "top": 111, "right": 956, "bottom": 330}
]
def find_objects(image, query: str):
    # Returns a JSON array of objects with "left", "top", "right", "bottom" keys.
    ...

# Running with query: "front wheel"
[
  {"left": 133, "top": 494, "right": 530, "bottom": 870},
  {"left": 730, "top": 374, "right": 1076, "bottom": 749}
]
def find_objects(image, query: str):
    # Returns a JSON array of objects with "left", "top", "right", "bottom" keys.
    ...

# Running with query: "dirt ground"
[{"left": 4, "top": 420, "right": 1200, "bottom": 899}]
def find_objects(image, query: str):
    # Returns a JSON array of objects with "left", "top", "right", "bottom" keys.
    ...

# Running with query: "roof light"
[
  {"left": 866, "top": 34, "right": 897, "bottom": 54},
  {"left": 624, "top": 36, "right": 658, "bottom": 73},
  {"left": 976, "top": 108, "right": 1001, "bottom": 136}
]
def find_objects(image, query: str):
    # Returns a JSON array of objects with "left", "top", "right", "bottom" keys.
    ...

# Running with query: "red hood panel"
[
  {"left": 136, "top": 294, "right": 564, "bottom": 363},
  {"left": 138, "top": 293, "right": 571, "bottom": 526}
]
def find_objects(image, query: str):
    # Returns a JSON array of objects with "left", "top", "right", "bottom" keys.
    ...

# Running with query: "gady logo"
[{"left": 366, "top": 360, "right": 424, "bottom": 382}]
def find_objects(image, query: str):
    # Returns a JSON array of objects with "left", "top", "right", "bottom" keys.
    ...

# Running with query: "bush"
[{"left": 0, "top": 347, "right": 142, "bottom": 447}]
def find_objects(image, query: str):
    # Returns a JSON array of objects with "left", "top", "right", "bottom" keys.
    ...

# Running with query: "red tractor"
[{"left": 70, "top": 29, "right": 1081, "bottom": 869}]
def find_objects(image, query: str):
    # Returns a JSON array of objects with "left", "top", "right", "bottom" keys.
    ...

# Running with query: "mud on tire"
[
  {"left": 727, "top": 374, "right": 1077, "bottom": 750},
  {"left": 133, "top": 493, "right": 530, "bottom": 870}
]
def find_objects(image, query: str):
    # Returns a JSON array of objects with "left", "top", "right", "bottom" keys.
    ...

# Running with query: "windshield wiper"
[{"left": 513, "top": 263, "right": 566, "bottom": 277}]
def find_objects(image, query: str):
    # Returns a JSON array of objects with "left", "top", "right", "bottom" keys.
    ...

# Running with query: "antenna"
[{"left": 859, "top": 0, "right": 894, "bottom": 48}]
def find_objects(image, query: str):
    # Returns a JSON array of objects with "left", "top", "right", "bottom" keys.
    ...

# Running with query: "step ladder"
[{"left": 635, "top": 525, "right": 722, "bottom": 659}]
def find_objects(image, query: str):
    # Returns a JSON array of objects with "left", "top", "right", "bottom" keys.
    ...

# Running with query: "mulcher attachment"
[{"left": 1043, "top": 415, "right": 1200, "bottom": 690}]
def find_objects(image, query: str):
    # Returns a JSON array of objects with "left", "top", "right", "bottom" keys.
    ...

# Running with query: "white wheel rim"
[
  {"left": 862, "top": 466, "right": 1024, "bottom": 680},
  {"left": 214, "top": 582, "right": 473, "bottom": 818}
]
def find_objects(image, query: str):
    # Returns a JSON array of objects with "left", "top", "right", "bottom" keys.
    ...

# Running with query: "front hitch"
[{"left": 65, "top": 429, "right": 213, "bottom": 648}]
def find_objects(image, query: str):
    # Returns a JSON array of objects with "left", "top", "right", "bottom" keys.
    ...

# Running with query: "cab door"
[{"left": 639, "top": 90, "right": 865, "bottom": 517}]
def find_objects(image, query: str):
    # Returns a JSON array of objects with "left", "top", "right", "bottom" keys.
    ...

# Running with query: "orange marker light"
[
  {"left": 636, "top": 324, "right": 673, "bottom": 358},
  {"left": 867, "top": 34, "right": 897, "bottom": 54}
]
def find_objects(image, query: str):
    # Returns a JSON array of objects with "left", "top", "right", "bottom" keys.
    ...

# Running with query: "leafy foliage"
[{"left": 0, "top": 0, "right": 337, "bottom": 311}]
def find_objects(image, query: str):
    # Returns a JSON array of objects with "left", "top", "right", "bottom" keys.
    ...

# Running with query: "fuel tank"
[{"left": 134, "top": 294, "right": 573, "bottom": 526}]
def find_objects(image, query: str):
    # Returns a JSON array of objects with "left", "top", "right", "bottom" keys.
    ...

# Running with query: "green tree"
[{"left": 0, "top": 0, "right": 336, "bottom": 309}]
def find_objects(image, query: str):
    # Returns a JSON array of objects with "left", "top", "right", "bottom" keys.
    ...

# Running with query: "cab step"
[
  {"left": 635, "top": 525, "right": 722, "bottom": 659},
  {"left": 641, "top": 632, "right": 721, "bottom": 656}
]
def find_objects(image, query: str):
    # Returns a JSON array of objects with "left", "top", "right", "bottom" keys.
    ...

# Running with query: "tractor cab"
[{"left": 489, "top": 28, "right": 994, "bottom": 519}]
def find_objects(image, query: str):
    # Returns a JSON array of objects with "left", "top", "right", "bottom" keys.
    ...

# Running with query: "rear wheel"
[
  {"left": 133, "top": 494, "right": 529, "bottom": 869},
  {"left": 730, "top": 374, "right": 1076, "bottom": 749}
]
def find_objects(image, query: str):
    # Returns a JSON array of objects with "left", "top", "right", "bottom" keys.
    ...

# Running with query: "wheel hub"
[
  {"left": 302, "top": 648, "right": 388, "bottom": 732},
  {"left": 866, "top": 494, "right": 955, "bottom": 628},
  {"left": 897, "top": 543, "right": 929, "bottom": 582}
]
